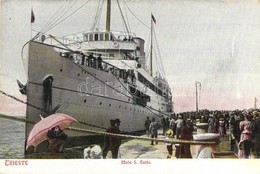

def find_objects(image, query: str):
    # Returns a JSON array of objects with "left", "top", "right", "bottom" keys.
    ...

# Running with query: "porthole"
[{"left": 60, "top": 69, "right": 63, "bottom": 72}]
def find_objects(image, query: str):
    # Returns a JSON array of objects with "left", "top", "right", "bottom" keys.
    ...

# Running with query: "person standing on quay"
[
  {"left": 219, "top": 118, "right": 226, "bottom": 137},
  {"left": 252, "top": 111, "right": 260, "bottom": 158},
  {"left": 110, "top": 119, "right": 122, "bottom": 158},
  {"left": 169, "top": 117, "right": 176, "bottom": 138},
  {"left": 103, "top": 119, "right": 115, "bottom": 158},
  {"left": 149, "top": 118, "right": 160, "bottom": 145},
  {"left": 175, "top": 115, "right": 184, "bottom": 139},
  {"left": 102, "top": 119, "right": 122, "bottom": 159},
  {"left": 208, "top": 114, "right": 215, "bottom": 133},
  {"left": 144, "top": 117, "right": 151, "bottom": 137},
  {"left": 176, "top": 119, "right": 193, "bottom": 158},
  {"left": 161, "top": 117, "right": 166, "bottom": 134},
  {"left": 238, "top": 112, "right": 253, "bottom": 159}
]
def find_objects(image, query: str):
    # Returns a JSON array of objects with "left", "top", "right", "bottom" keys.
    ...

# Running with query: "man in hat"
[
  {"left": 106, "top": 118, "right": 122, "bottom": 159},
  {"left": 176, "top": 119, "right": 193, "bottom": 158},
  {"left": 175, "top": 115, "right": 184, "bottom": 139},
  {"left": 149, "top": 118, "right": 160, "bottom": 145},
  {"left": 102, "top": 119, "right": 115, "bottom": 158},
  {"left": 144, "top": 117, "right": 151, "bottom": 137},
  {"left": 252, "top": 111, "right": 260, "bottom": 158}
]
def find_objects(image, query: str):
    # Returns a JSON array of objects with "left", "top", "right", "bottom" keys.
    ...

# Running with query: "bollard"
[
  {"left": 196, "top": 123, "right": 208, "bottom": 134},
  {"left": 193, "top": 133, "right": 220, "bottom": 158}
]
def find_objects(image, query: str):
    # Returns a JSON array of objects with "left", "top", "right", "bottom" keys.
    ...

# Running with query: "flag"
[
  {"left": 151, "top": 13, "right": 156, "bottom": 24},
  {"left": 31, "top": 9, "right": 35, "bottom": 23}
]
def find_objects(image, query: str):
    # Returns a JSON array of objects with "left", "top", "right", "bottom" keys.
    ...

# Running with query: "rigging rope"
[
  {"left": 37, "top": 0, "right": 92, "bottom": 37},
  {"left": 42, "top": 0, "right": 79, "bottom": 34},
  {"left": 91, "top": 0, "right": 104, "bottom": 30},
  {"left": 123, "top": 0, "right": 150, "bottom": 29},
  {"left": 116, "top": 0, "right": 130, "bottom": 36},
  {"left": 122, "top": 1, "right": 131, "bottom": 34},
  {"left": 153, "top": 26, "right": 166, "bottom": 78},
  {"left": 44, "top": 0, "right": 92, "bottom": 33},
  {"left": 39, "top": 0, "right": 70, "bottom": 34}
]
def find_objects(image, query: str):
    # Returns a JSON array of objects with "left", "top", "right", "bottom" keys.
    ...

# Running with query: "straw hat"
[
  {"left": 253, "top": 111, "right": 259, "bottom": 117},
  {"left": 165, "top": 129, "right": 174, "bottom": 136}
]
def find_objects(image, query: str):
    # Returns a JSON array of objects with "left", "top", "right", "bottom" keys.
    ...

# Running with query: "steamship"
[{"left": 20, "top": 0, "right": 173, "bottom": 151}]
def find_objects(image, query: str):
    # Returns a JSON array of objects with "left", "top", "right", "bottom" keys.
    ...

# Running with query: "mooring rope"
[
  {"left": 0, "top": 90, "right": 44, "bottom": 112},
  {"left": 68, "top": 127, "right": 219, "bottom": 145},
  {"left": 0, "top": 89, "right": 106, "bottom": 129},
  {"left": 0, "top": 113, "right": 217, "bottom": 145}
]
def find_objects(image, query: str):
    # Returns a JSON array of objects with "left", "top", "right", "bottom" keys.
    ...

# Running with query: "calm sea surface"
[{"left": 0, "top": 117, "right": 25, "bottom": 159}]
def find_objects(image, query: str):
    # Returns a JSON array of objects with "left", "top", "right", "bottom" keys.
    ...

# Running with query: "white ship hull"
[{"left": 25, "top": 41, "right": 171, "bottom": 145}]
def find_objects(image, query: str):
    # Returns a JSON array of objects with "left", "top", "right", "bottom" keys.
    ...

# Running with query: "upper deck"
[{"left": 63, "top": 30, "right": 138, "bottom": 52}]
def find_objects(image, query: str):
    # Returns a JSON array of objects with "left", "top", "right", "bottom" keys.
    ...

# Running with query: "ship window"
[
  {"left": 60, "top": 69, "right": 63, "bottom": 72},
  {"left": 105, "top": 33, "right": 110, "bottom": 41},
  {"left": 94, "top": 34, "right": 98, "bottom": 41},
  {"left": 100, "top": 33, "right": 104, "bottom": 41},
  {"left": 89, "top": 34, "right": 93, "bottom": 41},
  {"left": 84, "top": 34, "right": 89, "bottom": 41}
]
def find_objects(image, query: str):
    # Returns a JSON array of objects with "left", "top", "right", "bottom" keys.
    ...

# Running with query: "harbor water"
[{"left": 0, "top": 117, "right": 25, "bottom": 159}]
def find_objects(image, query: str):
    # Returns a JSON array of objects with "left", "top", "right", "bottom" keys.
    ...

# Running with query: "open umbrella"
[{"left": 26, "top": 113, "right": 78, "bottom": 150}]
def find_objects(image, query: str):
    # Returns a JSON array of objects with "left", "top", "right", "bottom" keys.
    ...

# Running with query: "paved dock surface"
[
  {"left": 119, "top": 134, "right": 231, "bottom": 159},
  {"left": 26, "top": 130, "right": 232, "bottom": 159}
]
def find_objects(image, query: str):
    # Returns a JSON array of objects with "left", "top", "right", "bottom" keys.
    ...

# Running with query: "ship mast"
[
  {"left": 106, "top": 0, "right": 111, "bottom": 32},
  {"left": 150, "top": 14, "right": 153, "bottom": 77}
]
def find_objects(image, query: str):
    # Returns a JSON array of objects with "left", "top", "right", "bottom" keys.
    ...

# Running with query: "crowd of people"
[
  {"left": 45, "top": 109, "right": 260, "bottom": 159},
  {"left": 145, "top": 109, "right": 260, "bottom": 159}
]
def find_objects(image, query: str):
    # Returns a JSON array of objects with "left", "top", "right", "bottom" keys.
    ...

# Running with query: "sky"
[{"left": 0, "top": 0, "right": 260, "bottom": 115}]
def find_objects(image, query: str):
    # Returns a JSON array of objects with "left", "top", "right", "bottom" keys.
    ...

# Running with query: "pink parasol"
[{"left": 26, "top": 113, "right": 78, "bottom": 150}]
